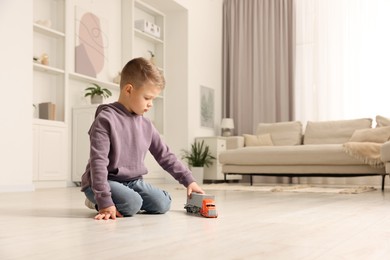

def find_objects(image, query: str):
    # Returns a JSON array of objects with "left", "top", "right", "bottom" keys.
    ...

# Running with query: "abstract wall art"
[{"left": 75, "top": 7, "right": 109, "bottom": 78}]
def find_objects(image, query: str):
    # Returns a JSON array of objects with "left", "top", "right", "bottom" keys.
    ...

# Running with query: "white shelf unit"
[
  {"left": 33, "top": 0, "right": 68, "bottom": 186},
  {"left": 32, "top": 0, "right": 186, "bottom": 186},
  {"left": 133, "top": 0, "right": 165, "bottom": 68},
  {"left": 122, "top": 0, "right": 165, "bottom": 135},
  {"left": 33, "top": 0, "right": 66, "bottom": 123}
]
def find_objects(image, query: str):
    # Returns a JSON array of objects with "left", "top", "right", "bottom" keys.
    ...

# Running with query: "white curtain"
[{"left": 295, "top": 0, "right": 390, "bottom": 124}]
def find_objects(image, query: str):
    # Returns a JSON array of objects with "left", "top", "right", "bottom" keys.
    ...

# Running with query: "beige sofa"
[{"left": 219, "top": 116, "right": 390, "bottom": 190}]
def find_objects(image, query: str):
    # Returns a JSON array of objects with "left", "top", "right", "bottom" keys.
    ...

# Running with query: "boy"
[{"left": 81, "top": 57, "right": 204, "bottom": 220}]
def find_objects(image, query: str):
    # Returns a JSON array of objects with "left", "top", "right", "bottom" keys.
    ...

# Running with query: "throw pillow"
[
  {"left": 255, "top": 121, "right": 302, "bottom": 146},
  {"left": 349, "top": 126, "right": 390, "bottom": 143},
  {"left": 375, "top": 115, "right": 390, "bottom": 127},
  {"left": 303, "top": 118, "right": 372, "bottom": 145},
  {"left": 243, "top": 134, "right": 274, "bottom": 146}
]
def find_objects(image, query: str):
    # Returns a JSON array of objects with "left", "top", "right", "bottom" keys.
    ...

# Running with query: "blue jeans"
[{"left": 84, "top": 179, "right": 171, "bottom": 217}]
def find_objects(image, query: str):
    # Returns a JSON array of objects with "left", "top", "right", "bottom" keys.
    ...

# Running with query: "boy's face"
[{"left": 120, "top": 82, "right": 161, "bottom": 115}]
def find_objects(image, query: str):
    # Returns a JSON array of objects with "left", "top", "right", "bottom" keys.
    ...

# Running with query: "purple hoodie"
[{"left": 81, "top": 102, "right": 195, "bottom": 209}]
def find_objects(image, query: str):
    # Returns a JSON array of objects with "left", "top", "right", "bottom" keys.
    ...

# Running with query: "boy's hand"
[
  {"left": 187, "top": 182, "right": 205, "bottom": 198},
  {"left": 94, "top": 205, "right": 123, "bottom": 220}
]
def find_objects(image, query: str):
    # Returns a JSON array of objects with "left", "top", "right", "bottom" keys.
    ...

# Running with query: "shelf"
[
  {"left": 132, "top": 0, "right": 165, "bottom": 135},
  {"left": 33, "top": 23, "right": 65, "bottom": 38},
  {"left": 33, "top": 63, "right": 65, "bottom": 75},
  {"left": 134, "top": 29, "right": 163, "bottom": 44},
  {"left": 33, "top": 118, "right": 67, "bottom": 128},
  {"left": 33, "top": 21, "right": 65, "bottom": 70},
  {"left": 69, "top": 72, "right": 120, "bottom": 90},
  {"left": 135, "top": 0, "right": 163, "bottom": 15}
]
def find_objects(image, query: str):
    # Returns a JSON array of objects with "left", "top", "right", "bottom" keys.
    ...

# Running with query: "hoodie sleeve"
[
  {"left": 148, "top": 126, "right": 196, "bottom": 187},
  {"left": 88, "top": 112, "right": 115, "bottom": 210}
]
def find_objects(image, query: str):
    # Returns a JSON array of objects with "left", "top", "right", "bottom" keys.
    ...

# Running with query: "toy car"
[{"left": 184, "top": 193, "right": 218, "bottom": 218}]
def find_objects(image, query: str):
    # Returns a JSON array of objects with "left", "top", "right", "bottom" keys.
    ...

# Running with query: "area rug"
[{"left": 196, "top": 184, "right": 377, "bottom": 194}]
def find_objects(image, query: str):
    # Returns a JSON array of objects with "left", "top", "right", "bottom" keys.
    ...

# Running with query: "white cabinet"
[
  {"left": 72, "top": 105, "right": 98, "bottom": 183},
  {"left": 33, "top": 122, "right": 67, "bottom": 184},
  {"left": 195, "top": 137, "right": 242, "bottom": 182}
]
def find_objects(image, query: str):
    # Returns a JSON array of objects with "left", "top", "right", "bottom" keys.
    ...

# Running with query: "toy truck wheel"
[{"left": 185, "top": 205, "right": 200, "bottom": 214}]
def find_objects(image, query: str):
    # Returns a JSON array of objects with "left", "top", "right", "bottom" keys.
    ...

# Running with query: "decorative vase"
[
  {"left": 91, "top": 95, "right": 103, "bottom": 104},
  {"left": 113, "top": 71, "right": 121, "bottom": 84},
  {"left": 41, "top": 53, "right": 49, "bottom": 65},
  {"left": 191, "top": 167, "right": 204, "bottom": 184},
  {"left": 150, "top": 56, "right": 155, "bottom": 65}
]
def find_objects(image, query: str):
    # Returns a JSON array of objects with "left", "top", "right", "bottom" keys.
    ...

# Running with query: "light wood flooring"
[{"left": 1, "top": 183, "right": 390, "bottom": 260}]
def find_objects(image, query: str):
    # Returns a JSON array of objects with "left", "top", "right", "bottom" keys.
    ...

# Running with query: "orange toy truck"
[{"left": 184, "top": 193, "right": 218, "bottom": 218}]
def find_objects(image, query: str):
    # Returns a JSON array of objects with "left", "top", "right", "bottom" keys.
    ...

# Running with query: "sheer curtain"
[
  {"left": 222, "top": 0, "right": 295, "bottom": 135},
  {"left": 295, "top": 0, "right": 390, "bottom": 124}
]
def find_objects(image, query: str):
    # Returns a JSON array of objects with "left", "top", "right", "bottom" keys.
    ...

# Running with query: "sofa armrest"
[
  {"left": 381, "top": 141, "right": 390, "bottom": 174},
  {"left": 224, "top": 136, "right": 245, "bottom": 150},
  {"left": 381, "top": 141, "right": 390, "bottom": 162}
]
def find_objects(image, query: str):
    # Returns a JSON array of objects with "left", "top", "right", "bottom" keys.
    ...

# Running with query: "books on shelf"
[{"left": 39, "top": 102, "right": 56, "bottom": 120}]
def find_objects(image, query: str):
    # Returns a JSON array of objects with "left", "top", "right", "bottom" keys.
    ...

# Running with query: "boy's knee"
[
  {"left": 158, "top": 200, "right": 171, "bottom": 214},
  {"left": 117, "top": 196, "right": 143, "bottom": 217},
  {"left": 150, "top": 197, "right": 172, "bottom": 214}
]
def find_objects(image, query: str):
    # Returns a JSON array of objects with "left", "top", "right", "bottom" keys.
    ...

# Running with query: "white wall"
[
  {"left": 164, "top": 8, "right": 189, "bottom": 155},
  {"left": 0, "top": 0, "right": 34, "bottom": 191},
  {"left": 174, "top": 0, "right": 223, "bottom": 142},
  {"left": 161, "top": 0, "right": 223, "bottom": 183}
]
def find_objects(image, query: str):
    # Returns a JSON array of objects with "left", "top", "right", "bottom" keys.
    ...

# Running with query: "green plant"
[
  {"left": 84, "top": 83, "right": 112, "bottom": 99},
  {"left": 181, "top": 140, "right": 216, "bottom": 167}
]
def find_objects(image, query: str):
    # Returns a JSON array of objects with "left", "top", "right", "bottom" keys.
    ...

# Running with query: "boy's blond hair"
[{"left": 120, "top": 57, "right": 165, "bottom": 90}]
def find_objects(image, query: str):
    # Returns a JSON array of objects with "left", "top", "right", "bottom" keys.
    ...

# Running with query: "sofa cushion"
[
  {"left": 349, "top": 126, "right": 390, "bottom": 143},
  {"left": 375, "top": 115, "right": 390, "bottom": 127},
  {"left": 219, "top": 144, "right": 366, "bottom": 165},
  {"left": 255, "top": 121, "right": 302, "bottom": 146},
  {"left": 303, "top": 118, "right": 372, "bottom": 145},
  {"left": 243, "top": 134, "right": 274, "bottom": 146}
]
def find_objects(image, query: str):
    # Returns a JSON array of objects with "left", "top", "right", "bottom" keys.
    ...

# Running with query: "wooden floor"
[{"left": 1, "top": 183, "right": 390, "bottom": 260}]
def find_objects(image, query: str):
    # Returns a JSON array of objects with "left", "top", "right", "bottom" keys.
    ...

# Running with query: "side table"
[{"left": 195, "top": 136, "right": 242, "bottom": 183}]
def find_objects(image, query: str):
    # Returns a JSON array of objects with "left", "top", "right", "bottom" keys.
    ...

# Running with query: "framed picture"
[{"left": 200, "top": 86, "right": 214, "bottom": 128}]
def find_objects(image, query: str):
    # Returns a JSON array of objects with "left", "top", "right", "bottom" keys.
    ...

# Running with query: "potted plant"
[
  {"left": 84, "top": 83, "right": 112, "bottom": 104},
  {"left": 181, "top": 140, "right": 216, "bottom": 183}
]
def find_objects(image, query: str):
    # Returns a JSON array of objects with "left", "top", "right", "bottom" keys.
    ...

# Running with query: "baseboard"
[
  {"left": 33, "top": 180, "right": 67, "bottom": 189},
  {"left": 0, "top": 184, "right": 35, "bottom": 193},
  {"left": 203, "top": 179, "right": 240, "bottom": 184}
]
